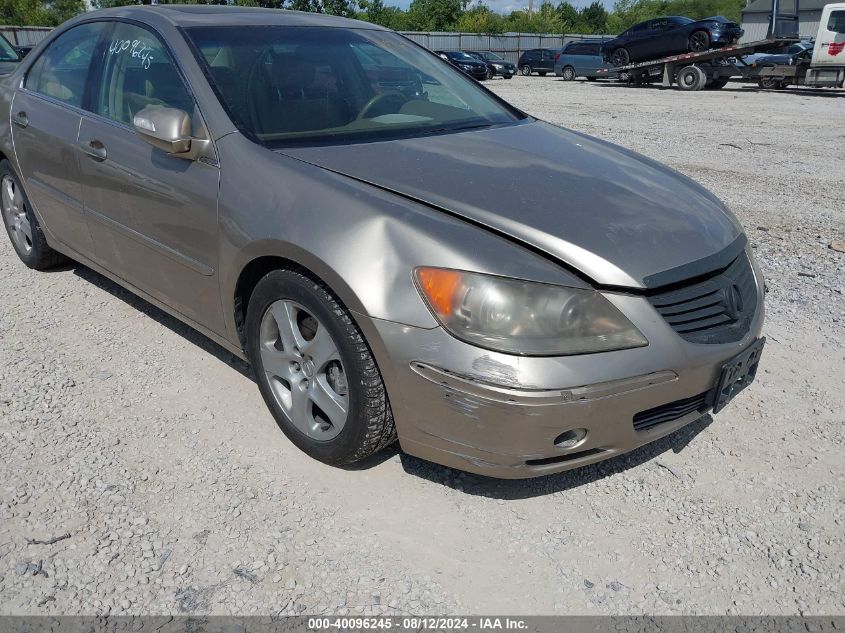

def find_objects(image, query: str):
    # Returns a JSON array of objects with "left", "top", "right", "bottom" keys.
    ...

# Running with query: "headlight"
[
  {"left": 710, "top": 21, "right": 723, "bottom": 29},
  {"left": 493, "top": 63, "right": 503, "bottom": 68},
  {"left": 414, "top": 267, "right": 648, "bottom": 356}
]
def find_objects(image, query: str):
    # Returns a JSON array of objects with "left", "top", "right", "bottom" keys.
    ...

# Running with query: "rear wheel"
[
  {"left": 561, "top": 65, "right": 576, "bottom": 81},
  {"left": 689, "top": 30, "right": 711, "bottom": 53},
  {"left": 520, "top": 65, "right": 532, "bottom": 76},
  {"left": 676, "top": 65, "right": 707, "bottom": 91},
  {"left": 246, "top": 268, "right": 396, "bottom": 466},
  {"left": 610, "top": 47, "right": 629, "bottom": 67},
  {"left": 705, "top": 78, "right": 729, "bottom": 90},
  {"left": 0, "top": 160, "right": 66, "bottom": 270}
]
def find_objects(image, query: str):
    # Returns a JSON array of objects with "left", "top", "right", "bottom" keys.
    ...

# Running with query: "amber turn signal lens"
[{"left": 415, "top": 267, "right": 464, "bottom": 316}]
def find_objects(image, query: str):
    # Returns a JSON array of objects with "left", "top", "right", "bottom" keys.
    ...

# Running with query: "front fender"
[{"left": 215, "top": 133, "right": 586, "bottom": 350}]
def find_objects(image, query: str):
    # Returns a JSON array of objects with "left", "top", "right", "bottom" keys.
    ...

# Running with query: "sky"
[{"left": 387, "top": 0, "right": 614, "bottom": 14}]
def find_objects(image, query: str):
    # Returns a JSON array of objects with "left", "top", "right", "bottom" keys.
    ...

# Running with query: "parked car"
[
  {"left": 465, "top": 50, "right": 515, "bottom": 79},
  {"left": 554, "top": 41, "right": 616, "bottom": 80},
  {"left": 742, "top": 40, "right": 814, "bottom": 66},
  {"left": 602, "top": 16, "right": 744, "bottom": 66},
  {"left": 517, "top": 48, "right": 557, "bottom": 75},
  {"left": 0, "top": 6, "right": 765, "bottom": 479},
  {"left": 434, "top": 50, "right": 488, "bottom": 80},
  {"left": 0, "top": 33, "right": 21, "bottom": 76}
]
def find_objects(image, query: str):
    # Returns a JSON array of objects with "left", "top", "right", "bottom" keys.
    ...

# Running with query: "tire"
[
  {"left": 0, "top": 160, "right": 66, "bottom": 270},
  {"left": 520, "top": 65, "right": 532, "bottom": 76},
  {"left": 246, "top": 268, "right": 396, "bottom": 466},
  {"left": 758, "top": 76, "right": 783, "bottom": 89},
  {"left": 503, "top": 74, "right": 513, "bottom": 79},
  {"left": 561, "top": 66, "right": 576, "bottom": 81},
  {"left": 705, "top": 78, "right": 729, "bottom": 90},
  {"left": 676, "top": 65, "right": 707, "bottom": 91},
  {"left": 689, "top": 30, "right": 711, "bottom": 53},
  {"left": 610, "top": 47, "right": 629, "bottom": 67},
  {"left": 485, "top": 67, "right": 494, "bottom": 80}
]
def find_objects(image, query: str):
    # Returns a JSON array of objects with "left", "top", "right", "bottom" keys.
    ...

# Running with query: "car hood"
[{"left": 279, "top": 120, "right": 743, "bottom": 289}]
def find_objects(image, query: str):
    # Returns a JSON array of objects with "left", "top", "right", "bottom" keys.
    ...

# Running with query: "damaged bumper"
[{"left": 356, "top": 263, "right": 764, "bottom": 479}]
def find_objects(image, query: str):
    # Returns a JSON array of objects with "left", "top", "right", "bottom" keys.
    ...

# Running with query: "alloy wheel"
[
  {"left": 689, "top": 31, "right": 710, "bottom": 52},
  {"left": 611, "top": 48, "right": 629, "bottom": 67},
  {"left": 562, "top": 66, "right": 575, "bottom": 81},
  {"left": 259, "top": 299, "right": 348, "bottom": 441},
  {"left": 1, "top": 174, "right": 32, "bottom": 256}
]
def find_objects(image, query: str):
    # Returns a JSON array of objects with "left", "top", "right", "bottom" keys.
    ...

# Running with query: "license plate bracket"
[{"left": 710, "top": 337, "right": 765, "bottom": 413}]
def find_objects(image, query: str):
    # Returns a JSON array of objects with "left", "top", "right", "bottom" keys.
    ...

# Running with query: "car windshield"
[
  {"left": 448, "top": 51, "right": 475, "bottom": 60},
  {"left": 186, "top": 26, "right": 521, "bottom": 147},
  {"left": 0, "top": 35, "right": 18, "bottom": 62},
  {"left": 481, "top": 52, "right": 503, "bottom": 61}
]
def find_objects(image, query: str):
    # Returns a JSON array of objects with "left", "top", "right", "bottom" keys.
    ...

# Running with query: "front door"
[
  {"left": 77, "top": 21, "right": 224, "bottom": 333},
  {"left": 813, "top": 6, "right": 845, "bottom": 67},
  {"left": 11, "top": 21, "right": 109, "bottom": 256}
]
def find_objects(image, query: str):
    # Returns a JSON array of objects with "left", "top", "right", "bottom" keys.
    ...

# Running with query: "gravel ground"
[{"left": 1, "top": 77, "right": 843, "bottom": 617}]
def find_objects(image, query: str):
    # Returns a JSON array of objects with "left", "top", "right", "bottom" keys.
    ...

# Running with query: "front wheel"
[
  {"left": 0, "top": 160, "right": 66, "bottom": 270},
  {"left": 561, "top": 66, "right": 576, "bottom": 81},
  {"left": 689, "top": 30, "right": 711, "bottom": 53},
  {"left": 485, "top": 67, "right": 494, "bottom": 80},
  {"left": 758, "top": 76, "right": 783, "bottom": 89},
  {"left": 610, "top": 47, "right": 629, "bottom": 67},
  {"left": 246, "top": 268, "right": 396, "bottom": 466},
  {"left": 520, "top": 65, "right": 532, "bottom": 76}
]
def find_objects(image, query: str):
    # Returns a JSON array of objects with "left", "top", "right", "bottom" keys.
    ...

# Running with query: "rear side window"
[
  {"left": 828, "top": 10, "right": 845, "bottom": 33},
  {"left": 25, "top": 22, "right": 108, "bottom": 108},
  {"left": 0, "top": 34, "right": 18, "bottom": 62},
  {"left": 96, "top": 22, "right": 194, "bottom": 126}
]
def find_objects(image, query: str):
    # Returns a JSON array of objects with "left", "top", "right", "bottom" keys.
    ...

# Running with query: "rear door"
[
  {"left": 540, "top": 49, "right": 555, "bottom": 71},
  {"left": 12, "top": 21, "right": 108, "bottom": 256},
  {"left": 813, "top": 6, "right": 845, "bottom": 67},
  {"left": 77, "top": 21, "right": 223, "bottom": 332}
]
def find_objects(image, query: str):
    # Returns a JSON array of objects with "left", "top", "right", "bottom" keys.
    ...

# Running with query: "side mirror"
[{"left": 133, "top": 106, "right": 195, "bottom": 158}]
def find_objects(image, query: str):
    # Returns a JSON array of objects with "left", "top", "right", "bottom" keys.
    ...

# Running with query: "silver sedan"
[{"left": 0, "top": 6, "right": 764, "bottom": 478}]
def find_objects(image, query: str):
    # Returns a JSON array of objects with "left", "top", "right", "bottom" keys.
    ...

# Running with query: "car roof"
[{"left": 78, "top": 4, "right": 385, "bottom": 30}]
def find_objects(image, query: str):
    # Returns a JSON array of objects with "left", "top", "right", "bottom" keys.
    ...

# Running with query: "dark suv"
[{"left": 517, "top": 48, "right": 557, "bottom": 76}]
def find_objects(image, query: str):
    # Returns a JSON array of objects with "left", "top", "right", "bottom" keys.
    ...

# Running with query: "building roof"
[{"left": 742, "top": 0, "right": 826, "bottom": 14}]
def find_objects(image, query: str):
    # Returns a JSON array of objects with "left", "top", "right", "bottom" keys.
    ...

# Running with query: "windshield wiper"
[{"left": 423, "top": 123, "right": 493, "bottom": 135}]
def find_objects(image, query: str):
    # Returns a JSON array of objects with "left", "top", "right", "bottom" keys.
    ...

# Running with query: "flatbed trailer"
[{"left": 595, "top": 37, "right": 800, "bottom": 90}]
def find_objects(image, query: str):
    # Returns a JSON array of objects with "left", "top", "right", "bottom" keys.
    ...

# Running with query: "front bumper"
[
  {"left": 713, "top": 28, "right": 745, "bottom": 45},
  {"left": 356, "top": 250, "right": 765, "bottom": 479}
]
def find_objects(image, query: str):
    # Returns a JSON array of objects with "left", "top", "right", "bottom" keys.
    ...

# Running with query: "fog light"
[{"left": 554, "top": 428, "right": 588, "bottom": 449}]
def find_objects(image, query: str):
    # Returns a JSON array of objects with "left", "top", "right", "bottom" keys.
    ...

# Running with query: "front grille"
[
  {"left": 647, "top": 253, "right": 757, "bottom": 344},
  {"left": 633, "top": 392, "right": 709, "bottom": 432}
]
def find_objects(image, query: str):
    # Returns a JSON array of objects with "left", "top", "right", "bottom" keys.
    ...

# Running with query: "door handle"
[
  {"left": 11, "top": 111, "right": 28, "bottom": 128},
  {"left": 80, "top": 139, "right": 107, "bottom": 161}
]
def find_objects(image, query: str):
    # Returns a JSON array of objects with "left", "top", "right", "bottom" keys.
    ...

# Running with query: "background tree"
[
  {"left": 1, "top": 0, "right": 85, "bottom": 25},
  {"left": 407, "top": 0, "right": 463, "bottom": 30}
]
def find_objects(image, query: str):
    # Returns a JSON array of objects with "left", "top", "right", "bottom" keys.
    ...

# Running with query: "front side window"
[
  {"left": 0, "top": 34, "right": 18, "bottom": 62},
  {"left": 25, "top": 22, "right": 108, "bottom": 108},
  {"left": 97, "top": 22, "right": 194, "bottom": 126},
  {"left": 185, "top": 26, "right": 522, "bottom": 147}
]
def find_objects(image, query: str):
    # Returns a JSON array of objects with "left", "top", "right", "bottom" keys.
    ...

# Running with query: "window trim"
[
  {"left": 22, "top": 17, "right": 207, "bottom": 137},
  {"left": 22, "top": 20, "right": 111, "bottom": 112}
]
